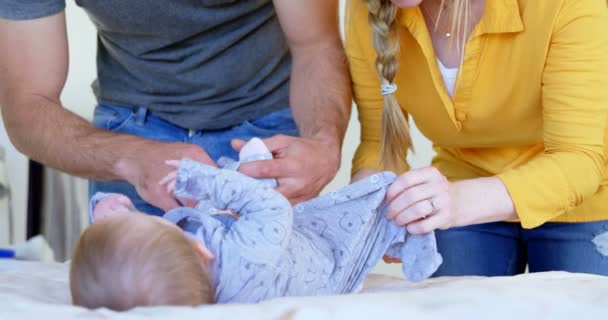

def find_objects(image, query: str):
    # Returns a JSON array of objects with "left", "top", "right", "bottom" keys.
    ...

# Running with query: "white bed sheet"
[{"left": 1, "top": 260, "right": 607, "bottom": 320}]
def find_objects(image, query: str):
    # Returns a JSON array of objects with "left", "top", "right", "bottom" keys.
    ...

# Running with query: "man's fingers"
[
  {"left": 260, "top": 135, "right": 291, "bottom": 152},
  {"left": 177, "top": 197, "right": 198, "bottom": 208},
  {"left": 238, "top": 159, "right": 296, "bottom": 179},
  {"left": 275, "top": 183, "right": 302, "bottom": 203},
  {"left": 165, "top": 160, "right": 180, "bottom": 168},
  {"left": 159, "top": 171, "right": 177, "bottom": 186},
  {"left": 189, "top": 152, "right": 217, "bottom": 167},
  {"left": 231, "top": 139, "right": 247, "bottom": 152},
  {"left": 166, "top": 180, "right": 176, "bottom": 194},
  {"left": 276, "top": 185, "right": 318, "bottom": 206},
  {"left": 153, "top": 194, "right": 181, "bottom": 212}
]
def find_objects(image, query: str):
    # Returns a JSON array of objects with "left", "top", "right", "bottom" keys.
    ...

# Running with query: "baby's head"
[{"left": 70, "top": 211, "right": 214, "bottom": 311}]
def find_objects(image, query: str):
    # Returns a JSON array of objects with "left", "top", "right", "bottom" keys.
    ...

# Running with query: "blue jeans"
[
  {"left": 89, "top": 104, "right": 298, "bottom": 216},
  {"left": 433, "top": 221, "right": 608, "bottom": 276}
]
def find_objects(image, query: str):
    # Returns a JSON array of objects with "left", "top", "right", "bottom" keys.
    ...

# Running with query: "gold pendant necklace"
[{"left": 422, "top": 4, "right": 452, "bottom": 38}]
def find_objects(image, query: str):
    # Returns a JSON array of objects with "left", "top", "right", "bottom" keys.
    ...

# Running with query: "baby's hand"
[
  {"left": 159, "top": 160, "right": 197, "bottom": 208},
  {"left": 93, "top": 194, "right": 135, "bottom": 221},
  {"left": 382, "top": 254, "right": 402, "bottom": 264},
  {"left": 159, "top": 160, "right": 180, "bottom": 194}
]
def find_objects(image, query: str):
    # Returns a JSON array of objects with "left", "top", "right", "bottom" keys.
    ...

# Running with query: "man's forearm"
[
  {"left": 289, "top": 39, "right": 352, "bottom": 150},
  {"left": 0, "top": 13, "right": 130, "bottom": 181},
  {"left": 2, "top": 94, "right": 143, "bottom": 181}
]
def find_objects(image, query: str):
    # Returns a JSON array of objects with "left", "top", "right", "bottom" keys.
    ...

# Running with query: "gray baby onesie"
[{"left": 162, "top": 159, "right": 443, "bottom": 303}]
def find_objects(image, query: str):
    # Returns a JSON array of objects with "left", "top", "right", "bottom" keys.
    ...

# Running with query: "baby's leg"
[{"left": 93, "top": 194, "right": 136, "bottom": 221}]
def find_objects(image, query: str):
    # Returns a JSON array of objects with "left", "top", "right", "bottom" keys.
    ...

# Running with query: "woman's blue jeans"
[{"left": 433, "top": 221, "right": 608, "bottom": 276}]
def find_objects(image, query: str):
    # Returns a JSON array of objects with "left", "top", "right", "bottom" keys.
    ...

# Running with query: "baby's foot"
[
  {"left": 93, "top": 194, "right": 135, "bottom": 221},
  {"left": 400, "top": 233, "right": 443, "bottom": 282}
]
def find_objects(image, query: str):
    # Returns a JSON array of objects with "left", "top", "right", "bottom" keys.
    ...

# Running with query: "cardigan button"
[{"left": 455, "top": 110, "right": 468, "bottom": 121}]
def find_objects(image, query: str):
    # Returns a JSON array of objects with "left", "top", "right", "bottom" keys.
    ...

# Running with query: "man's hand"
[
  {"left": 233, "top": 135, "right": 340, "bottom": 204},
  {"left": 264, "top": 0, "right": 351, "bottom": 203},
  {"left": 114, "top": 141, "right": 216, "bottom": 211}
]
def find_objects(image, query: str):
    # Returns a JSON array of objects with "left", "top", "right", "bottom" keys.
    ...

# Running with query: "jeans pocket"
[
  {"left": 92, "top": 104, "right": 135, "bottom": 132},
  {"left": 242, "top": 108, "right": 299, "bottom": 137}
]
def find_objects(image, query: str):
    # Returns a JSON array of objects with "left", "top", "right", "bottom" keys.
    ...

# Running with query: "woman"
[{"left": 346, "top": 0, "right": 608, "bottom": 276}]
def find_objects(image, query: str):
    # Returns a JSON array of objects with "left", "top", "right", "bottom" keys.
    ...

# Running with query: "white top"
[{"left": 436, "top": 58, "right": 459, "bottom": 98}]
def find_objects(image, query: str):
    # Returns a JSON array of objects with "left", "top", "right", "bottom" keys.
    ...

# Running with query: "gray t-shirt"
[{"left": 1, "top": 0, "right": 291, "bottom": 130}]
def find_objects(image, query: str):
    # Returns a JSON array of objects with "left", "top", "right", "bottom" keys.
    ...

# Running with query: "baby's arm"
[{"left": 165, "top": 159, "right": 293, "bottom": 262}]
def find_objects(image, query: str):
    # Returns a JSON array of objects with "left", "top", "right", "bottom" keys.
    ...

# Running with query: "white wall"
[
  {"left": 0, "top": 1, "right": 434, "bottom": 275},
  {"left": 0, "top": 111, "right": 28, "bottom": 244}
]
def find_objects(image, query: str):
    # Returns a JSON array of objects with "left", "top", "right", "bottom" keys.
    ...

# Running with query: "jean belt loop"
[{"left": 134, "top": 106, "right": 148, "bottom": 126}]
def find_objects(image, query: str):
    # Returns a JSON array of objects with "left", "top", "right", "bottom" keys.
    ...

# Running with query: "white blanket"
[{"left": 1, "top": 260, "right": 607, "bottom": 320}]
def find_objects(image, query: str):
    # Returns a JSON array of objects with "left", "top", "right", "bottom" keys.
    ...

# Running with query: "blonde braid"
[{"left": 364, "top": 0, "right": 412, "bottom": 172}]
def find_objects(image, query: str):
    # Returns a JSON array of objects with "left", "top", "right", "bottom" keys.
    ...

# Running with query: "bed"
[{"left": 1, "top": 260, "right": 606, "bottom": 320}]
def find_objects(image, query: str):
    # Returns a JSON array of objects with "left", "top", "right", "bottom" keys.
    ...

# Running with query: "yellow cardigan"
[{"left": 346, "top": 0, "right": 608, "bottom": 228}]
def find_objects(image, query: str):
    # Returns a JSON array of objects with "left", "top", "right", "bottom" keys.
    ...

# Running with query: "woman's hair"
[
  {"left": 70, "top": 214, "right": 215, "bottom": 311},
  {"left": 364, "top": 0, "right": 471, "bottom": 171},
  {"left": 436, "top": 0, "right": 472, "bottom": 54}
]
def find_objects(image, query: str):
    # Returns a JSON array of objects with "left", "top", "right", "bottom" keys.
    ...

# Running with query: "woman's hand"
[
  {"left": 386, "top": 166, "right": 455, "bottom": 235},
  {"left": 386, "top": 167, "right": 518, "bottom": 235}
]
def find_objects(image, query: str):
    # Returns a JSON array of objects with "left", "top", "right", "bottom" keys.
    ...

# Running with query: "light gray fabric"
[
  {"left": 41, "top": 168, "right": 89, "bottom": 262},
  {"left": 0, "top": 0, "right": 290, "bottom": 130},
  {"left": 163, "top": 160, "right": 442, "bottom": 303}
]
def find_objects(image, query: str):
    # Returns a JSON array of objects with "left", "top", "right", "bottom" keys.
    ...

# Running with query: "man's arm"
[
  {"left": 0, "top": 13, "right": 213, "bottom": 211},
  {"left": 237, "top": 0, "right": 352, "bottom": 204},
  {"left": 275, "top": 0, "right": 351, "bottom": 143}
]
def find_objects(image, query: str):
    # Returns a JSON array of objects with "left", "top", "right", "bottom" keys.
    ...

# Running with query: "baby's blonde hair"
[
  {"left": 70, "top": 214, "right": 214, "bottom": 311},
  {"left": 364, "top": 0, "right": 471, "bottom": 172}
]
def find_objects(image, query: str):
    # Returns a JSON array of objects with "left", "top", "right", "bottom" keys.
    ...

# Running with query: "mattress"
[{"left": 1, "top": 260, "right": 607, "bottom": 320}]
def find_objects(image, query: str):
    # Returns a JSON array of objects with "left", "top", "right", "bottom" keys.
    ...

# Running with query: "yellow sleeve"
[
  {"left": 346, "top": 0, "right": 410, "bottom": 176},
  {"left": 498, "top": 0, "right": 608, "bottom": 228}
]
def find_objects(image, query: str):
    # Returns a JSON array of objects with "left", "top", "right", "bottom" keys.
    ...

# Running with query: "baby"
[
  {"left": 70, "top": 202, "right": 215, "bottom": 310},
  {"left": 70, "top": 139, "right": 442, "bottom": 310}
]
